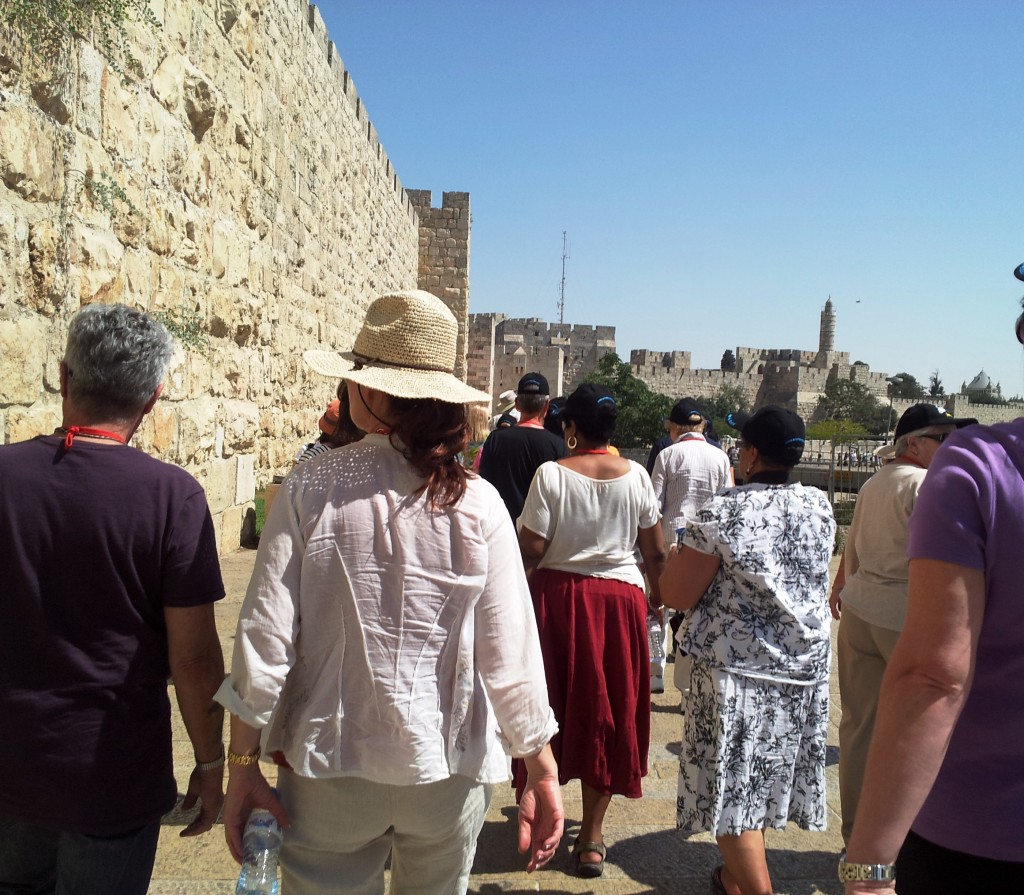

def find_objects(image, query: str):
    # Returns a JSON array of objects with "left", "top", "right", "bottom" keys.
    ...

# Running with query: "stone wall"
[
  {"left": 0, "top": 2, "right": 467, "bottom": 552},
  {"left": 409, "top": 190, "right": 469, "bottom": 378}
]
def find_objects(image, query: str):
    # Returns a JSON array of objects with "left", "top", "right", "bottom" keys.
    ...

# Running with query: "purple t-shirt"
[
  {"left": 0, "top": 436, "right": 224, "bottom": 835},
  {"left": 907, "top": 419, "right": 1024, "bottom": 861}
]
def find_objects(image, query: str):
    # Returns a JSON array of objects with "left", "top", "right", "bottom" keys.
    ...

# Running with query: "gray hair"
[
  {"left": 516, "top": 394, "right": 548, "bottom": 416},
  {"left": 63, "top": 304, "right": 173, "bottom": 420},
  {"left": 895, "top": 426, "right": 951, "bottom": 456}
]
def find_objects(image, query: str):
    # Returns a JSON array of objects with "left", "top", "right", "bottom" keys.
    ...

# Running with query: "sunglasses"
[{"left": 916, "top": 433, "right": 950, "bottom": 444}]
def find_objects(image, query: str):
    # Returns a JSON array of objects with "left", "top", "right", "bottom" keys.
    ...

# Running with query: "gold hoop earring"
[{"left": 567, "top": 435, "right": 578, "bottom": 450}]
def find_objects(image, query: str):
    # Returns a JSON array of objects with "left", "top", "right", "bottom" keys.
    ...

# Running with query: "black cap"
[
  {"left": 564, "top": 383, "right": 617, "bottom": 422},
  {"left": 669, "top": 397, "right": 704, "bottom": 426},
  {"left": 894, "top": 404, "right": 977, "bottom": 439},
  {"left": 728, "top": 405, "right": 806, "bottom": 467},
  {"left": 517, "top": 372, "right": 550, "bottom": 396},
  {"left": 496, "top": 412, "right": 517, "bottom": 429},
  {"left": 544, "top": 395, "right": 567, "bottom": 436},
  {"left": 1014, "top": 261, "right": 1024, "bottom": 282}
]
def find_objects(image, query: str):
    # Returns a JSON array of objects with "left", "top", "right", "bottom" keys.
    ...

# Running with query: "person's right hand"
[
  {"left": 222, "top": 766, "right": 289, "bottom": 863},
  {"left": 829, "top": 588, "right": 843, "bottom": 620}
]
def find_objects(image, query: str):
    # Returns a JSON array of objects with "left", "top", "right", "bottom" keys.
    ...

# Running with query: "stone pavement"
[{"left": 152, "top": 550, "right": 844, "bottom": 895}]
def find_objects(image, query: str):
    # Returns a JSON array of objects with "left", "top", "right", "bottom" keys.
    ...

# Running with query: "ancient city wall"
[{"left": 0, "top": 2, "right": 458, "bottom": 551}]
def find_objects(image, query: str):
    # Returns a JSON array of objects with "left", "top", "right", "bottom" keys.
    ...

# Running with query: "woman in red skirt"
[{"left": 515, "top": 383, "right": 666, "bottom": 877}]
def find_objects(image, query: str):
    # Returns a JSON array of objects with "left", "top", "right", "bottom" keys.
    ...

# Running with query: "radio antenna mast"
[{"left": 558, "top": 231, "right": 570, "bottom": 324}]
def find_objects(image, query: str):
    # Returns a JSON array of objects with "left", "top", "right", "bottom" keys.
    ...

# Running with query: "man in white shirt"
[{"left": 649, "top": 398, "right": 732, "bottom": 694}]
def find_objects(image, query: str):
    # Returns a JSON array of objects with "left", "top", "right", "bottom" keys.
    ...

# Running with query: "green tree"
[
  {"left": 806, "top": 419, "right": 869, "bottom": 442},
  {"left": 815, "top": 378, "right": 888, "bottom": 434},
  {"left": 583, "top": 353, "right": 673, "bottom": 449},
  {"left": 887, "top": 372, "right": 927, "bottom": 399},
  {"left": 928, "top": 370, "right": 945, "bottom": 397},
  {"left": 703, "top": 383, "right": 750, "bottom": 433},
  {"left": 720, "top": 349, "right": 736, "bottom": 372}
]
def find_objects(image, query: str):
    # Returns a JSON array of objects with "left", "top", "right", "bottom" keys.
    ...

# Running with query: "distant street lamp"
[{"left": 886, "top": 375, "right": 906, "bottom": 438}]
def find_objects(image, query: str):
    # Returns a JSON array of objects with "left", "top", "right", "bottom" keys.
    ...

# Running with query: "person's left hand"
[
  {"left": 179, "top": 764, "right": 225, "bottom": 837},
  {"left": 517, "top": 772, "right": 564, "bottom": 872}
]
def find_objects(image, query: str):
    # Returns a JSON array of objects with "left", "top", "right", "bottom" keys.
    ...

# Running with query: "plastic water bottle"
[{"left": 235, "top": 803, "right": 282, "bottom": 895}]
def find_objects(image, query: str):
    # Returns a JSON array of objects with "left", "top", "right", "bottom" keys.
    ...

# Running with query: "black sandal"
[{"left": 573, "top": 837, "right": 607, "bottom": 878}]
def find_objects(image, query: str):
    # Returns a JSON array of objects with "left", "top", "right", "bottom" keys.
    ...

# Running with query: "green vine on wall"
[
  {"left": 154, "top": 305, "right": 211, "bottom": 356},
  {"left": 1, "top": 0, "right": 159, "bottom": 79},
  {"left": 84, "top": 171, "right": 141, "bottom": 222}
]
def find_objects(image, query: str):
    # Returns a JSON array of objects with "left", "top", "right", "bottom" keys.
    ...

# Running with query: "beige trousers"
[
  {"left": 277, "top": 769, "right": 492, "bottom": 895},
  {"left": 837, "top": 607, "right": 902, "bottom": 844}
]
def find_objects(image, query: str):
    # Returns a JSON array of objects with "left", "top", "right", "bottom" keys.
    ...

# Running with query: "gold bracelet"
[{"left": 226, "top": 746, "right": 261, "bottom": 766}]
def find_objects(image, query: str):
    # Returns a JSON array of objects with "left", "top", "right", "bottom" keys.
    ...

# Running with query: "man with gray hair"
[
  {"left": 0, "top": 304, "right": 226, "bottom": 894},
  {"left": 830, "top": 403, "right": 975, "bottom": 845}
]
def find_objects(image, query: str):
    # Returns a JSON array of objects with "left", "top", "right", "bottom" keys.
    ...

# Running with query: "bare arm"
[
  {"left": 829, "top": 550, "right": 847, "bottom": 620},
  {"left": 637, "top": 523, "right": 666, "bottom": 607},
  {"left": 659, "top": 545, "right": 721, "bottom": 612},
  {"left": 166, "top": 603, "right": 226, "bottom": 837},
  {"left": 518, "top": 526, "right": 549, "bottom": 577},
  {"left": 844, "top": 557, "right": 984, "bottom": 894}
]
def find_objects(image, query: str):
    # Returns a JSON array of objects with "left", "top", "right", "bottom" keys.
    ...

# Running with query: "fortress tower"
[{"left": 818, "top": 297, "right": 836, "bottom": 355}]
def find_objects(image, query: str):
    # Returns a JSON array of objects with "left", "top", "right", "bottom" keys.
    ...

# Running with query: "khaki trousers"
[
  {"left": 277, "top": 769, "right": 492, "bottom": 895},
  {"left": 837, "top": 608, "right": 902, "bottom": 844}
]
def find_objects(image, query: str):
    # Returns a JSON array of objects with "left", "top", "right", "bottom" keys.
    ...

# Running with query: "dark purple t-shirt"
[
  {"left": 907, "top": 419, "right": 1024, "bottom": 861},
  {"left": 0, "top": 436, "right": 224, "bottom": 835}
]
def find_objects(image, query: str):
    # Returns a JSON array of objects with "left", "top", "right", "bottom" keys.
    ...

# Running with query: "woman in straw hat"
[
  {"left": 514, "top": 382, "right": 666, "bottom": 878},
  {"left": 216, "top": 290, "right": 563, "bottom": 894}
]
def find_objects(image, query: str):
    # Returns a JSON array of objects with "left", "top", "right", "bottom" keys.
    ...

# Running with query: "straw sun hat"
[{"left": 304, "top": 290, "right": 490, "bottom": 405}]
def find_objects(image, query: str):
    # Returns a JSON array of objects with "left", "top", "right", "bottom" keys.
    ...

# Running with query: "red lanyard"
[
  {"left": 895, "top": 454, "right": 925, "bottom": 468},
  {"left": 59, "top": 426, "right": 127, "bottom": 449},
  {"left": 573, "top": 448, "right": 609, "bottom": 455}
]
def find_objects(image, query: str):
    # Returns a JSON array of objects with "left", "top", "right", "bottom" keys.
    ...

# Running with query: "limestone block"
[
  {"left": 0, "top": 105, "right": 63, "bottom": 202},
  {"left": 183, "top": 150, "right": 211, "bottom": 206},
  {"left": 151, "top": 53, "right": 185, "bottom": 113},
  {"left": 142, "top": 102, "right": 188, "bottom": 187},
  {"left": 7, "top": 403, "right": 61, "bottom": 444},
  {"left": 70, "top": 224, "right": 125, "bottom": 304},
  {"left": 211, "top": 219, "right": 251, "bottom": 286},
  {"left": 202, "top": 456, "right": 239, "bottom": 515},
  {"left": 221, "top": 400, "right": 259, "bottom": 454},
  {"left": 161, "top": 344, "right": 190, "bottom": 401},
  {"left": 144, "top": 191, "right": 175, "bottom": 256},
  {"left": 177, "top": 397, "right": 219, "bottom": 466},
  {"left": 219, "top": 504, "right": 245, "bottom": 552},
  {"left": 234, "top": 452, "right": 256, "bottom": 504},
  {"left": 77, "top": 43, "right": 104, "bottom": 139},
  {"left": 101, "top": 75, "right": 140, "bottom": 160},
  {"left": 0, "top": 203, "right": 31, "bottom": 307},
  {"left": 123, "top": 247, "right": 153, "bottom": 306},
  {"left": 148, "top": 401, "right": 179, "bottom": 458},
  {"left": 0, "top": 312, "right": 47, "bottom": 404}
]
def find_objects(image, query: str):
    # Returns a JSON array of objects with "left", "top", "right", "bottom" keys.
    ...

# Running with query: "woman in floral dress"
[{"left": 661, "top": 405, "right": 835, "bottom": 895}]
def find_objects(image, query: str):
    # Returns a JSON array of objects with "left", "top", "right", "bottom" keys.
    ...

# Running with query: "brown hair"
[
  {"left": 388, "top": 397, "right": 470, "bottom": 509},
  {"left": 328, "top": 383, "right": 365, "bottom": 446}
]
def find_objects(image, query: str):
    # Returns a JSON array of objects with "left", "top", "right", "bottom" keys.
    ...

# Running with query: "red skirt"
[{"left": 513, "top": 568, "right": 650, "bottom": 799}]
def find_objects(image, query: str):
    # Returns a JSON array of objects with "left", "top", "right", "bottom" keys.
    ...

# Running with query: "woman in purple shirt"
[{"left": 842, "top": 297, "right": 1024, "bottom": 894}]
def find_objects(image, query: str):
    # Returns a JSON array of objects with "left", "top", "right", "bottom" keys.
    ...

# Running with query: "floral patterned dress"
[{"left": 675, "top": 482, "right": 835, "bottom": 837}]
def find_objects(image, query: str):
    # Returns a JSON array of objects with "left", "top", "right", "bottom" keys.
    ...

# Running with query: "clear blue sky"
[{"left": 315, "top": 1, "right": 1024, "bottom": 400}]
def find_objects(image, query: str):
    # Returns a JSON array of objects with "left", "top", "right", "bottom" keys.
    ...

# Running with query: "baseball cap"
[
  {"left": 669, "top": 398, "right": 704, "bottom": 426},
  {"left": 517, "top": 372, "right": 550, "bottom": 396},
  {"left": 727, "top": 405, "right": 806, "bottom": 467},
  {"left": 894, "top": 404, "right": 977, "bottom": 439}
]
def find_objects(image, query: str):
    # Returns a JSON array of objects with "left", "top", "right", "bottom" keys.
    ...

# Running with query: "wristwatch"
[{"left": 838, "top": 852, "right": 896, "bottom": 883}]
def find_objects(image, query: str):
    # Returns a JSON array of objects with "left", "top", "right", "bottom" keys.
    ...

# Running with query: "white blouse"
[
  {"left": 517, "top": 460, "right": 661, "bottom": 589},
  {"left": 215, "top": 435, "right": 557, "bottom": 786}
]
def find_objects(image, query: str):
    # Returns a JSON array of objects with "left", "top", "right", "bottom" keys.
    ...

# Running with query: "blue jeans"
[{"left": 0, "top": 815, "right": 160, "bottom": 895}]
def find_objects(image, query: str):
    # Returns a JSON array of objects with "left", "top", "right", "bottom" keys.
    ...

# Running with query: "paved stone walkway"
[{"left": 151, "top": 549, "right": 844, "bottom": 894}]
